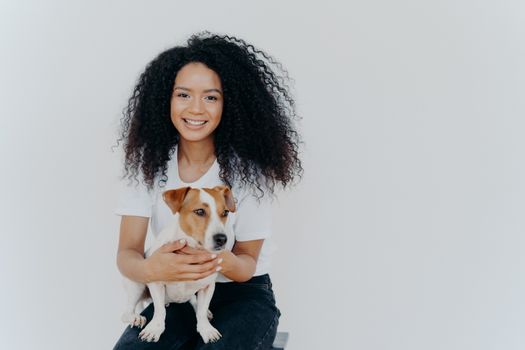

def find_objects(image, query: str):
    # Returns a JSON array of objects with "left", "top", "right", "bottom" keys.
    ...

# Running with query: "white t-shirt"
[{"left": 114, "top": 147, "right": 275, "bottom": 282}]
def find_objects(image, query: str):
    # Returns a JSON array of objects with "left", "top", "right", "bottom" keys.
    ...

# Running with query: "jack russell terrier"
[{"left": 121, "top": 186, "right": 236, "bottom": 343}]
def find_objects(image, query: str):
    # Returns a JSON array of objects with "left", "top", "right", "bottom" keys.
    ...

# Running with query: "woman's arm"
[
  {"left": 116, "top": 215, "right": 151, "bottom": 283},
  {"left": 116, "top": 215, "right": 221, "bottom": 283},
  {"left": 217, "top": 239, "right": 264, "bottom": 282}
]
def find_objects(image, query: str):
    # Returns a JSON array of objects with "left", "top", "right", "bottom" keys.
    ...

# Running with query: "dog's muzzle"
[{"left": 213, "top": 233, "right": 228, "bottom": 250}]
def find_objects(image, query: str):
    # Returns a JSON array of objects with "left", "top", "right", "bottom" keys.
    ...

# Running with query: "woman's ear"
[{"left": 162, "top": 187, "right": 192, "bottom": 214}]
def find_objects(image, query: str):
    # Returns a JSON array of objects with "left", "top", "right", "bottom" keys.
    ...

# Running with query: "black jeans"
[{"left": 113, "top": 274, "right": 281, "bottom": 350}]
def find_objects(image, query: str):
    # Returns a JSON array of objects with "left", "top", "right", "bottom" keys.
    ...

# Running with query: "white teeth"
[{"left": 184, "top": 119, "right": 207, "bottom": 126}]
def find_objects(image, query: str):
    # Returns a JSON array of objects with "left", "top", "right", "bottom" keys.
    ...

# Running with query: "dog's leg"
[
  {"left": 196, "top": 283, "right": 221, "bottom": 343},
  {"left": 121, "top": 277, "right": 147, "bottom": 328},
  {"left": 189, "top": 294, "right": 213, "bottom": 320},
  {"left": 138, "top": 282, "right": 166, "bottom": 342}
]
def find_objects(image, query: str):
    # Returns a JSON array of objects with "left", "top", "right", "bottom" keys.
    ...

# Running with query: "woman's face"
[{"left": 170, "top": 62, "right": 224, "bottom": 143}]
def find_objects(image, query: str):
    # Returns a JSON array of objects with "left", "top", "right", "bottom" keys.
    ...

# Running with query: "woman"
[{"left": 113, "top": 32, "right": 302, "bottom": 349}]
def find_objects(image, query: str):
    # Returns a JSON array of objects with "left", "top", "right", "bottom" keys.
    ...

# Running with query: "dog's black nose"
[{"left": 213, "top": 233, "right": 227, "bottom": 247}]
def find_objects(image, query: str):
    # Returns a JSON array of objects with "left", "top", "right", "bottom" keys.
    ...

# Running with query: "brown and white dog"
[{"left": 121, "top": 186, "right": 236, "bottom": 343}]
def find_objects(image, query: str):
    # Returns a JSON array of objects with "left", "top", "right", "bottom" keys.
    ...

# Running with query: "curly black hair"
[{"left": 115, "top": 31, "right": 302, "bottom": 198}]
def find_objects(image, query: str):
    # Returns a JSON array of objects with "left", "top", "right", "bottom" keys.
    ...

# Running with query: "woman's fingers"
[
  {"left": 178, "top": 251, "right": 218, "bottom": 264},
  {"left": 178, "top": 246, "right": 206, "bottom": 255},
  {"left": 152, "top": 240, "right": 223, "bottom": 281},
  {"left": 175, "top": 268, "right": 222, "bottom": 281},
  {"left": 184, "top": 259, "right": 222, "bottom": 273},
  {"left": 167, "top": 254, "right": 222, "bottom": 277},
  {"left": 158, "top": 239, "right": 187, "bottom": 253}
]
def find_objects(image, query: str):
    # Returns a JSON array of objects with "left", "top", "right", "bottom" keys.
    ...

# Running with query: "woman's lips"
[{"left": 183, "top": 118, "right": 208, "bottom": 128}]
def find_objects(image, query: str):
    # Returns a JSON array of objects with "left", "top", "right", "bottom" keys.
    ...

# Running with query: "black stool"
[{"left": 272, "top": 332, "right": 289, "bottom": 350}]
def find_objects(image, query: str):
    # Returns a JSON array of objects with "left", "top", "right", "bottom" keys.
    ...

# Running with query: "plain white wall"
[{"left": 1, "top": 0, "right": 524, "bottom": 349}]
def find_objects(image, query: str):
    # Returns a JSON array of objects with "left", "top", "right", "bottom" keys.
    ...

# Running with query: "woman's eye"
[
  {"left": 194, "top": 209, "right": 206, "bottom": 216},
  {"left": 177, "top": 93, "right": 189, "bottom": 98},
  {"left": 222, "top": 210, "right": 229, "bottom": 217},
  {"left": 205, "top": 96, "right": 218, "bottom": 101}
]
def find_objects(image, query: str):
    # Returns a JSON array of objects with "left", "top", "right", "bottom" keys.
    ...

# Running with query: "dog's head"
[{"left": 162, "top": 186, "right": 236, "bottom": 252}]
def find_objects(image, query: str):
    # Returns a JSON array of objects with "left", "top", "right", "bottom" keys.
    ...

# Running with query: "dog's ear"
[
  {"left": 213, "top": 186, "right": 236, "bottom": 213},
  {"left": 162, "top": 187, "right": 191, "bottom": 214}
]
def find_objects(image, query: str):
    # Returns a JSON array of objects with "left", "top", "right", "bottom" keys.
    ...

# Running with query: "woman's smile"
[{"left": 183, "top": 118, "right": 208, "bottom": 127}]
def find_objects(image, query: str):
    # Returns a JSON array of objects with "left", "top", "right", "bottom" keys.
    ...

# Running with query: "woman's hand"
[
  {"left": 213, "top": 240, "right": 264, "bottom": 282},
  {"left": 144, "top": 239, "right": 222, "bottom": 283},
  {"left": 215, "top": 250, "right": 236, "bottom": 276},
  {"left": 179, "top": 246, "right": 236, "bottom": 276}
]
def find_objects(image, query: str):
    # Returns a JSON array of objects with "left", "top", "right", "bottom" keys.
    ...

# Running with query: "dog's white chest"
[{"left": 165, "top": 274, "right": 217, "bottom": 303}]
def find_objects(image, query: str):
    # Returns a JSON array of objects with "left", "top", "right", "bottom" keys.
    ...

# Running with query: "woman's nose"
[{"left": 189, "top": 97, "right": 204, "bottom": 114}]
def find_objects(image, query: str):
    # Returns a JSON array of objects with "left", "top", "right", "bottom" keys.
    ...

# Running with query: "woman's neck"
[{"left": 177, "top": 139, "right": 216, "bottom": 166}]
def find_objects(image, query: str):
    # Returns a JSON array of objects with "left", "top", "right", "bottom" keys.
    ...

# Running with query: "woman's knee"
[
  {"left": 113, "top": 326, "right": 143, "bottom": 350},
  {"left": 195, "top": 301, "right": 280, "bottom": 350},
  {"left": 113, "top": 302, "right": 198, "bottom": 350}
]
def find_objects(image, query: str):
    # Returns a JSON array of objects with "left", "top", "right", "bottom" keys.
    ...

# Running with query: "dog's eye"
[
  {"left": 222, "top": 210, "right": 229, "bottom": 217},
  {"left": 194, "top": 209, "right": 206, "bottom": 217}
]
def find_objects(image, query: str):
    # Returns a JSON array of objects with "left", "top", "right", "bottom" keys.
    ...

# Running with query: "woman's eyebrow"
[{"left": 174, "top": 86, "right": 223, "bottom": 95}]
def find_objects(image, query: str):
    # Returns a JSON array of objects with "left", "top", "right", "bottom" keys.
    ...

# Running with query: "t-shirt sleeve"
[
  {"left": 232, "top": 189, "right": 273, "bottom": 242},
  {"left": 114, "top": 177, "right": 156, "bottom": 218}
]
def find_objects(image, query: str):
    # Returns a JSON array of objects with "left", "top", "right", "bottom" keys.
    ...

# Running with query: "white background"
[{"left": 1, "top": 0, "right": 524, "bottom": 349}]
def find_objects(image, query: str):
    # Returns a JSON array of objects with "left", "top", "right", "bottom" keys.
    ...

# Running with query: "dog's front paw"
[
  {"left": 197, "top": 322, "right": 222, "bottom": 343},
  {"left": 121, "top": 312, "right": 146, "bottom": 328},
  {"left": 139, "top": 320, "right": 165, "bottom": 342}
]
